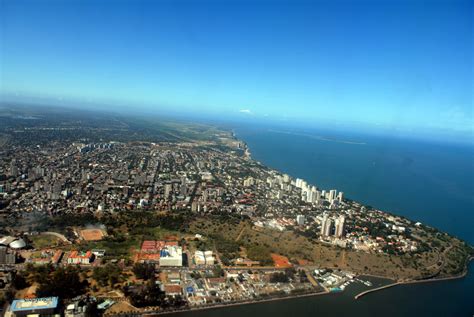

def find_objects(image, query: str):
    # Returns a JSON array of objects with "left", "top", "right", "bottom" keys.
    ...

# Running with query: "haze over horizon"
[{"left": 1, "top": 0, "right": 472, "bottom": 140}]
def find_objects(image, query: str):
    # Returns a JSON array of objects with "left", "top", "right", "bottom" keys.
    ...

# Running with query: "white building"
[
  {"left": 194, "top": 250, "right": 215, "bottom": 265},
  {"left": 296, "top": 215, "right": 306, "bottom": 226},
  {"left": 321, "top": 215, "right": 332, "bottom": 236},
  {"left": 243, "top": 177, "right": 255, "bottom": 187},
  {"left": 67, "top": 251, "right": 94, "bottom": 265},
  {"left": 335, "top": 215, "right": 346, "bottom": 238},
  {"left": 159, "top": 246, "right": 183, "bottom": 267},
  {"left": 337, "top": 192, "right": 344, "bottom": 203}
]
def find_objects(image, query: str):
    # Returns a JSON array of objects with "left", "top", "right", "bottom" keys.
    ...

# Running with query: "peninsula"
[{"left": 0, "top": 106, "right": 472, "bottom": 316}]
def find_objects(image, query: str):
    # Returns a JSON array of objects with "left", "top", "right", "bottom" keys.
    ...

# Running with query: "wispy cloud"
[{"left": 239, "top": 109, "right": 253, "bottom": 115}]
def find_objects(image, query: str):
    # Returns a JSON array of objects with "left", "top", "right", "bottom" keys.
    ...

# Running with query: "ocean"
[
  {"left": 173, "top": 125, "right": 474, "bottom": 316},
  {"left": 236, "top": 126, "right": 474, "bottom": 244}
]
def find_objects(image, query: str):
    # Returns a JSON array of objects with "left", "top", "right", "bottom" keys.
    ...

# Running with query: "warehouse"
[
  {"left": 159, "top": 245, "right": 183, "bottom": 267},
  {"left": 9, "top": 297, "right": 59, "bottom": 316}
]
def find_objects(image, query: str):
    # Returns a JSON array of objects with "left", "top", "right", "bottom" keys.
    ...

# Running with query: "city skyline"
[{"left": 1, "top": 0, "right": 472, "bottom": 139}]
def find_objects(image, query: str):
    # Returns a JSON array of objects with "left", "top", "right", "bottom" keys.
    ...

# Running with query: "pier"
[{"left": 354, "top": 282, "right": 400, "bottom": 299}]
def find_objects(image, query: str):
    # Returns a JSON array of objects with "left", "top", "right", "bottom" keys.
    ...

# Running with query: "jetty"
[{"left": 354, "top": 282, "right": 400, "bottom": 300}]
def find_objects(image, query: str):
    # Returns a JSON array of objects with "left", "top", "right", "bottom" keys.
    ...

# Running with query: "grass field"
[
  {"left": 29, "top": 234, "right": 63, "bottom": 249},
  {"left": 187, "top": 216, "right": 465, "bottom": 280}
]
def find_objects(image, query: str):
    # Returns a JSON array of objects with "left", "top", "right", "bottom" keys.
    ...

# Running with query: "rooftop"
[{"left": 11, "top": 297, "right": 59, "bottom": 312}]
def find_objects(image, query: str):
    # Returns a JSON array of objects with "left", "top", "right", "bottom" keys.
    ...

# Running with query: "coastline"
[
  {"left": 354, "top": 256, "right": 473, "bottom": 300},
  {"left": 127, "top": 290, "right": 330, "bottom": 316},
  {"left": 228, "top": 131, "right": 474, "bottom": 304},
  {"left": 116, "top": 256, "right": 473, "bottom": 316},
  {"left": 122, "top": 261, "right": 474, "bottom": 317}
]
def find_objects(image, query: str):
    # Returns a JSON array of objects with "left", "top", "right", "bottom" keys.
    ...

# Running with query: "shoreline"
[
  {"left": 115, "top": 259, "right": 473, "bottom": 316},
  {"left": 130, "top": 290, "right": 330, "bottom": 316},
  {"left": 354, "top": 256, "right": 473, "bottom": 300}
]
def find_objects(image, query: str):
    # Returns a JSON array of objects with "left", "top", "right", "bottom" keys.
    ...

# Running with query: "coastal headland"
[{"left": 0, "top": 106, "right": 472, "bottom": 316}]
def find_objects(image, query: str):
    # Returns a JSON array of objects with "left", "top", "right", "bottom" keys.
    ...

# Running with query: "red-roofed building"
[
  {"left": 67, "top": 250, "right": 94, "bottom": 265},
  {"left": 140, "top": 240, "right": 178, "bottom": 253},
  {"left": 164, "top": 284, "right": 182, "bottom": 296}
]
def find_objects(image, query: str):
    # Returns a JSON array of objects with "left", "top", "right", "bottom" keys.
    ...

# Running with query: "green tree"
[
  {"left": 92, "top": 263, "right": 123, "bottom": 287},
  {"left": 132, "top": 263, "right": 155, "bottom": 280},
  {"left": 36, "top": 266, "right": 88, "bottom": 299},
  {"left": 125, "top": 277, "right": 165, "bottom": 308}
]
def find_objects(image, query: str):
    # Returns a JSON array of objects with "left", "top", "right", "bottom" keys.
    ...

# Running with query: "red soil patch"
[
  {"left": 80, "top": 229, "right": 105, "bottom": 241},
  {"left": 271, "top": 253, "right": 292, "bottom": 268}
]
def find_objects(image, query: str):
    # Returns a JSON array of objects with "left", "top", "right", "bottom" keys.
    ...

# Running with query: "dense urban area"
[{"left": 0, "top": 106, "right": 472, "bottom": 316}]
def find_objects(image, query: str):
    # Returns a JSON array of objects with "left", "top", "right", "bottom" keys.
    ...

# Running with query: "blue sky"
[{"left": 0, "top": 0, "right": 472, "bottom": 137}]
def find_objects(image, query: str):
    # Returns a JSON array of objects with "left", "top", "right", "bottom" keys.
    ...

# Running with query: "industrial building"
[
  {"left": 8, "top": 297, "right": 59, "bottom": 317},
  {"left": 0, "top": 246, "right": 16, "bottom": 265},
  {"left": 194, "top": 250, "right": 215, "bottom": 266},
  {"left": 159, "top": 245, "right": 183, "bottom": 267},
  {"left": 0, "top": 236, "right": 26, "bottom": 249}
]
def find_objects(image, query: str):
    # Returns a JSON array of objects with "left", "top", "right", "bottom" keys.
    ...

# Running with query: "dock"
[{"left": 354, "top": 282, "right": 400, "bottom": 299}]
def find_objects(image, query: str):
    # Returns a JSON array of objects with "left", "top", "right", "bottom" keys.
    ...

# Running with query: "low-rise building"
[
  {"left": 194, "top": 250, "right": 215, "bottom": 266},
  {"left": 159, "top": 246, "right": 183, "bottom": 267},
  {"left": 9, "top": 297, "right": 59, "bottom": 317},
  {"left": 67, "top": 251, "right": 94, "bottom": 265}
]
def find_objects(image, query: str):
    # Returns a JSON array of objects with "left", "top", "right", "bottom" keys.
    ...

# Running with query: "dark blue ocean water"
[
  {"left": 172, "top": 125, "right": 474, "bottom": 316},
  {"left": 173, "top": 262, "right": 474, "bottom": 317},
  {"left": 235, "top": 127, "right": 474, "bottom": 244}
]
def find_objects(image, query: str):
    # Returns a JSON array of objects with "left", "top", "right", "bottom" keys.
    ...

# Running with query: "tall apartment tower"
[
  {"left": 296, "top": 215, "right": 306, "bottom": 226},
  {"left": 337, "top": 192, "right": 344, "bottom": 203},
  {"left": 335, "top": 215, "right": 346, "bottom": 238},
  {"left": 320, "top": 215, "right": 332, "bottom": 236},
  {"left": 10, "top": 159, "right": 18, "bottom": 177}
]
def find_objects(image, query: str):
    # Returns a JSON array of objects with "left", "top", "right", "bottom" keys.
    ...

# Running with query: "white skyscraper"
[
  {"left": 296, "top": 215, "right": 306, "bottom": 226},
  {"left": 329, "top": 189, "right": 337, "bottom": 201},
  {"left": 324, "top": 218, "right": 332, "bottom": 236},
  {"left": 335, "top": 215, "right": 346, "bottom": 238},
  {"left": 310, "top": 187, "right": 318, "bottom": 203},
  {"left": 243, "top": 177, "right": 255, "bottom": 187},
  {"left": 295, "top": 178, "right": 303, "bottom": 188},
  {"left": 320, "top": 215, "right": 328, "bottom": 235},
  {"left": 337, "top": 192, "right": 344, "bottom": 203},
  {"left": 320, "top": 215, "right": 332, "bottom": 236}
]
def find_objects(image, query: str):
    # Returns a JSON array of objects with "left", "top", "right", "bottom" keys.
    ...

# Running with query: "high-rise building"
[
  {"left": 310, "top": 187, "right": 318, "bottom": 203},
  {"left": 243, "top": 177, "right": 255, "bottom": 187},
  {"left": 320, "top": 215, "right": 328, "bottom": 235},
  {"left": 10, "top": 159, "right": 18, "bottom": 177},
  {"left": 164, "top": 183, "right": 172, "bottom": 200},
  {"left": 320, "top": 215, "right": 332, "bottom": 236},
  {"left": 335, "top": 215, "right": 346, "bottom": 238},
  {"left": 337, "top": 192, "right": 344, "bottom": 203},
  {"left": 329, "top": 189, "right": 337, "bottom": 201},
  {"left": 301, "top": 192, "right": 307, "bottom": 202},
  {"left": 296, "top": 215, "right": 306, "bottom": 226},
  {"left": 301, "top": 180, "right": 308, "bottom": 189},
  {"left": 324, "top": 218, "right": 332, "bottom": 236}
]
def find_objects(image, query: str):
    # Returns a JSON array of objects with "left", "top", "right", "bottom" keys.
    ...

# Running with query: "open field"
[
  {"left": 188, "top": 216, "right": 468, "bottom": 280},
  {"left": 29, "top": 234, "right": 64, "bottom": 249}
]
